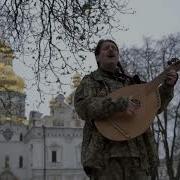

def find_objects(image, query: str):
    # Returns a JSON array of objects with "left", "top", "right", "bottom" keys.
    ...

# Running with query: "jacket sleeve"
[
  {"left": 74, "top": 75, "right": 128, "bottom": 122},
  {"left": 157, "top": 83, "right": 174, "bottom": 113}
]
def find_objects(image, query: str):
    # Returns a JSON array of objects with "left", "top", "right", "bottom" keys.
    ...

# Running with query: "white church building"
[{"left": 0, "top": 41, "right": 88, "bottom": 180}]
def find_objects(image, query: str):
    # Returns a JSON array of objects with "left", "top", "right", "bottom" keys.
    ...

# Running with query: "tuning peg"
[{"left": 167, "top": 58, "right": 179, "bottom": 65}]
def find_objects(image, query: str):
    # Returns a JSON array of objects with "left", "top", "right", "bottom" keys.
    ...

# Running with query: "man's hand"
[
  {"left": 125, "top": 99, "right": 141, "bottom": 116},
  {"left": 165, "top": 69, "right": 178, "bottom": 86}
]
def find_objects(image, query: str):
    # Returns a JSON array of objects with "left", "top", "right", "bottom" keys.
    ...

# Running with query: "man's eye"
[
  {"left": 111, "top": 46, "right": 116, "bottom": 50},
  {"left": 102, "top": 46, "right": 109, "bottom": 50}
]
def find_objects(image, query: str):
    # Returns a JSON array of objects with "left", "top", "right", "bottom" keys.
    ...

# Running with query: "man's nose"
[{"left": 108, "top": 46, "right": 114, "bottom": 52}]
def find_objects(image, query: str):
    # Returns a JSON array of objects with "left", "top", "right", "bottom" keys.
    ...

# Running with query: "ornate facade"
[{"left": 0, "top": 41, "right": 87, "bottom": 180}]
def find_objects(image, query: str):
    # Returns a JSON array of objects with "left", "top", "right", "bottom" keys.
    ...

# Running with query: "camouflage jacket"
[{"left": 74, "top": 68, "right": 174, "bottom": 176}]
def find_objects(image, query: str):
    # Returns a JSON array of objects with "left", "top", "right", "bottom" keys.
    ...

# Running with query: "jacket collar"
[
  {"left": 90, "top": 69, "right": 104, "bottom": 81},
  {"left": 90, "top": 68, "right": 125, "bottom": 81}
]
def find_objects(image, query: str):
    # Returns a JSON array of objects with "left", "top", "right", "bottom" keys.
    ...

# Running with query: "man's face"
[{"left": 96, "top": 41, "right": 119, "bottom": 72}]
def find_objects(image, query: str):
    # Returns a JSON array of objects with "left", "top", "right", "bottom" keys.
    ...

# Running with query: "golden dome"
[
  {"left": 0, "top": 115, "right": 26, "bottom": 124},
  {"left": 0, "top": 40, "right": 14, "bottom": 62},
  {"left": 0, "top": 63, "right": 25, "bottom": 93},
  {"left": 0, "top": 40, "right": 25, "bottom": 93}
]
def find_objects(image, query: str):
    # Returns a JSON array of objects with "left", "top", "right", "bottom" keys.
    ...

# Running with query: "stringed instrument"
[{"left": 95, "top": 58, "right": 180, "bottom": 141}]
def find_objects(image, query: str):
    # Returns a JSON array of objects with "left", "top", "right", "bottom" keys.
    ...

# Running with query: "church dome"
[
  {"left": 0, "top": 64, "right": 25, "bottom": 93},
  {"left": 71, "top": 72, "right": 81, "bottom": 88},
  {"left": 0, "top": 40, "right": 14, "bottom": 65},
  {"left": 0, "top": 41, "right": 25, "bottom": 93},
  {"left": 49, "top": 97, "right": 56, "bottom": 107},
  {"left": 0, "top": 41, "right": 14, "bottom": 54},
  {"left": 49, "top": 94, "right": 65, "bottom": 108}
]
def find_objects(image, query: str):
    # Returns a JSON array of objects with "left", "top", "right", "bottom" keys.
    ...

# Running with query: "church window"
[
  {"left": 19, "top": 133, "right": 23, "bottom": 141},
  {"left": 52, "top": 151, "right": 57, "bottom": 163},
  {"left": 51, "top": 108, "right": 54, "bottom": 115},
  {"left": 48, "top": 144, "right": 63, "bottom": 163},
  {"left": 19, "top": 156, "right": 23, "bottom": 168},
  {"left": 5, "top": 155, "right": 10, "bottom": 168},
  {"left": 30, "top": 144, "right": 33, "bottom": 150},
  {"left": 75, "top": 144, "right": 81, "bottom": 165}
]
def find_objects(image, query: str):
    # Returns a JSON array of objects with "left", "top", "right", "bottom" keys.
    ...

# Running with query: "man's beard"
[{"left": 100, "top": 62, "right": 117, "bottom": 72}]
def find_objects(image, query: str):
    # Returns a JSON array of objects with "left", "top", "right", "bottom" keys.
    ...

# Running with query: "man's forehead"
[
  {"left": 102, "top": 41, "right": 117, "bottom": 47},
  {"left": 101, "top": 41, "right": 119, "bottom": 52}
]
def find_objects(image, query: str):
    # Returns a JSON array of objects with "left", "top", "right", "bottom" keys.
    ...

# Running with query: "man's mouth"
[{"left": 107, "top": 54, "right": 115, "bottom": 58}]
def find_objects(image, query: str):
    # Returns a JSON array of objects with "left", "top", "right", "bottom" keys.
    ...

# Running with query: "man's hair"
[{"left": 94, "top": 39, "right": 119, "bottom": 56}]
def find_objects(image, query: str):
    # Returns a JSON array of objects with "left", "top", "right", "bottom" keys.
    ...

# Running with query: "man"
[{"left": 74, "top": 39, "right": 178, "bottom": 180}]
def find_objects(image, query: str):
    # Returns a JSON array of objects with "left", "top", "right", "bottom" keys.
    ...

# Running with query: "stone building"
[{"left": 0, "top": 40, "right": 87, "bottom": 180}]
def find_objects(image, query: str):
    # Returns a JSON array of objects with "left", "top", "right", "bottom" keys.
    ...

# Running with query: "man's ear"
[{"left": 96, "top": 55, "right": 99, "bottom": 62}]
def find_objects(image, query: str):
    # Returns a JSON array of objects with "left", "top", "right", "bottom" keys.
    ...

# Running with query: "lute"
[{"left": 95, "top": 58, "right": 180, "bottom": 141}]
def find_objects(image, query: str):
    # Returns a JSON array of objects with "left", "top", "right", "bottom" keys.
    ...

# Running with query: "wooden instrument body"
[{"left": 95, "top": 82, "right": 161, "bottom": 141}]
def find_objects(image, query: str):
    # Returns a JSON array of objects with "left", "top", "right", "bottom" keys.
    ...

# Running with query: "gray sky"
[
  {"left": 115, "top": 0, "right": 180, "bottom": 46},
  {"left": 14, "top": 0, "right": 180, "bottom": 118}
]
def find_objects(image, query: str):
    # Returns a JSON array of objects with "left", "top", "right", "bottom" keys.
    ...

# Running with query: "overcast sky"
[
  {"left": 114, "top": 0, "right": 180, "bottom": 46},
  {"left": 14, "top": 0, "right": 180, "bottom": 118}
]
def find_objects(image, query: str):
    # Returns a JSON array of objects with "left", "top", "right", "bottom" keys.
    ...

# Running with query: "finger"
[
  {"left": 126, "top": 109, "right": 135, "bottom": 116},
  {"left": 130, "top": 100, "right": 141, "bottom": 109},
  {"left": 165, "top": 78, "right": 177, "bottom": 85},
  {"left": 165, "top": 71, "right": 178, "bottom": 86},
  {"left": 166, "top": 76, "right": 177, "bottom": 81},
  {"left": 131, "top": 99, "right": 141, "bottom": 105},
  {"left": 167, "top": 72, "right": 177, "bottom": 77},
  {"left": 168, "top": 69, "right": 176, "bottom": 73},
  {"left": 166, "top": 74, "right": 178, "bottom": 81}
]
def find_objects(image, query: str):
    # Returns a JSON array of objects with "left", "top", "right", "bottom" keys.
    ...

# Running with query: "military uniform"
[{"left": 74, "top": 68, "right": 174, "bottom": 180}]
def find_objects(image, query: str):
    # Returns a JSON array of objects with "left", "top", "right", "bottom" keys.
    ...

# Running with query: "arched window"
[
  {"left": 19, "top": 156, "right": 23, "bottom": 168},
  {"left": 52, "top": 151, "right": 57, "bottom": 163},
  {"left": 19, "top": 133, "right": 23, "bottom": 141},
  {"left": 5, "top": 155, "right": 10, "bottom": 168},
  {"left": 75, "top": 144, "right": 81, "bottom": 165},
  {"left": 49, "top": 143, "right": 63, "bottom": 164}
]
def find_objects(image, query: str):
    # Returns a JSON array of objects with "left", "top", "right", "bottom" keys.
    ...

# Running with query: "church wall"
[
  {"left": 0, "top": 42, "right": 88, "bottom": 180},
  {"left": 45, "top": 129, "right": 82, "bottom": 169},
  {"left": 0, "top": 92, "right": 26, "bottom": 118},
  {"left": 24, "top": 126, "right": 88, "bottom": 180},
  {"left": 0, "top": 123, "right": 29, "bottom": 180}
]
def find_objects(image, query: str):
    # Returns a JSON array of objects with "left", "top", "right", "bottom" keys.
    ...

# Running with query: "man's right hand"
[{"left": 125, "top": 99, "right": 141, "bottom": 116}]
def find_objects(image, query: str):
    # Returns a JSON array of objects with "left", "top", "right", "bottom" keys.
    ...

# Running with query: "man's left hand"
[{"left": 165, "top": 69, "right": 178, "bottom": 86}]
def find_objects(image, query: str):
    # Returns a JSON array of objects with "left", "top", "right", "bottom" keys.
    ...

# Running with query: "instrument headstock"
[{"left": 167, "top": 58, "right": 180, "bottom": 72}]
